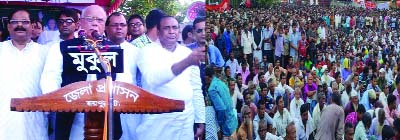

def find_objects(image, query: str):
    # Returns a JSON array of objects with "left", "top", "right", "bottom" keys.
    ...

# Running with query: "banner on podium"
[{"left": 61, "top": 39, "right": 124, "bottom": 74}]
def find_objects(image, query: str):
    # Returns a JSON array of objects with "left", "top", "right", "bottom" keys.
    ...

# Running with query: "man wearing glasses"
[
  {"left": 104, "top": 12, "right": 140, "bottom": 140},
  {"left": 41, "top": 5, "right": 129, "bottom": 140},
  {"left": 127, "top": 14, "right": 145, "bottom": 42},
  {"left": 0, "top": 9, "right": 48, "bottom": 140},
  {"left": 130, "top": 9, "right": 166, "bottom": 48},
  {"left": 42, "top": 8, "right": 79, "bottom": 140},
  {"left": 187, "top": 16, "right": 207, "bottom": 140},
  {"left": 45, "top": 8, "right": 79, "bottom": 46},
  {"left": 136, "top": 16, "right": 205, "bottom": 140}
]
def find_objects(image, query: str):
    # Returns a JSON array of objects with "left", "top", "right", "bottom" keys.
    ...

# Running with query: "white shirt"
[
  {"left": 318, "top": 26, "right": 326, "bottom": 40},
  {"left": 341, "top": 91, "right": 350, "bottom": 107},
  {"left": 255, "top": 133, "right": 284, "bottom": 140},
  {"left": 225, "top": 58, "right": 240, "bottom": 78},
  {"left": 295, "top": 114, "right": 313, "bottom": 140},
  {"left": 191, "top": 59, "right": 205, "bottom": 124},
  {"left": 231, "top": 85, "right": 243, "bottom": 109},
  {"left": 136, "top": 42, "right": 195, "bottom": 140},
  {"left": 38, "top": 30, "right": 60, "bottom": 45},
  {"left": 253, "top": 112, "right": 274, "bottom": 140},
  {"left": 277, "top": 83, "right": 294, "bottom": 96},
  {"left": 44, "top": 37, "right": 63, "bottom": 48},
  {"left": 290, "top": 98, "right": 305, "bottom": 120},
  {"left": 40, "top": 40, "right": 138, "bottom": 140},
  {"left": 321, "top": 74, "right": 335, "bottom": 86},
  {"left": 273, "top": 108, "right": 292, "bottom": 137},
  {"left": 379, "top": 92, "right": 388, "bottom": 107},
  {"left": 0, "top": 40, "right": 48, "bottom": 140},
  {"left": 264, "top": 70, "right": 274, "bottom": 82},
  {"left": 261, "top": 26, "right": 274, "bottom": 50},
  {"left": 241, "top": 30, "right": 256, "bottom": 55},
  {"left": 312, "top": 103, "right": 325, "bottom": 133}
]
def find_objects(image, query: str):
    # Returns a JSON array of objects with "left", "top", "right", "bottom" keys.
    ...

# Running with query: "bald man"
[
  {"left": 41, "top": 5, "right": 129, "bottom": 140},
  {"left": 136, "top": 16, "right": 205, "bottom": 140}
]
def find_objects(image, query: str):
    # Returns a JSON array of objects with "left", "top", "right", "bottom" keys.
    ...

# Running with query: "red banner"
[
  {"left": 397, "top": 0, "right": 400, "bottom": 7},
  {"left": 365, "top": 1, "right": 376, "bottom": 9},
  {"left": 245, "top": 0, "right": 251, "bottom": 7},
  {"left": 206, "top": 0, "right": 230, "bottom": 12}
]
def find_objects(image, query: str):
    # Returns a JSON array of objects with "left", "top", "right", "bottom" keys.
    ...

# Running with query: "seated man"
[
  {"left": 237, "top": 105, "right": 254, "bottom": 140},
  {"left": 257, "top": 120, "right": 283, "bottom": 140}
]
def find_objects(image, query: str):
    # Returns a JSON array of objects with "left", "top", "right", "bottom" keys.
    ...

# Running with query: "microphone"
[
  {"left": 78, "top": 30, "right": 86, "bottom": 39},
  {"left": 91, "top": 30, "right": 103, "bottom": 40}
]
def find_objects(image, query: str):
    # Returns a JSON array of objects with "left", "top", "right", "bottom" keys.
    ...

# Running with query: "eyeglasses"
[
  {"left": 129, "top": 22, "right": 143, "bottom": 28},
  {"left": 81, "top": 16, "right": 105, "bottom": 23},
  {"left": 196, "top": 28, "right": 204, "bottom": 33},
  {"left": 57, "top": 19, "right": 75, "bottom": 26},
  {"left": 109, "top": 23, "right": 127, "bottom": 28},
  {"left": 9, "top": 20, "right": 30, "bottom": 25}
]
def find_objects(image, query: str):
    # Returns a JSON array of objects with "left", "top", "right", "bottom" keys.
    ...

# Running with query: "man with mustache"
[
  {"left": 136, "top": 16, "right": 205, "bottom": 140},
  {"left": 41, "top": 5, "right": 135, "bottom": 140},
  {"left": 0, "top": 9, "right": 48, "bottom": 140}
]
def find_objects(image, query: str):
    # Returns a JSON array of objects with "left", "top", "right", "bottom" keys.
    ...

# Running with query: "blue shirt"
[
  {"left": 208, "top": 76, "right": 238, "bottom": 136},
  {"left": 341, "top": 68, "right": 352, "bottom": 82},
  {"left": 360, "top": 90, "right": 373, "bottom": 111},
  {"left": 290, "top": 31, "right": 300, "bottom": 56},
  {"left": 275, "top": 34, "right": 284, "bottom": 56},
  {"left": 223, "top": 31, "right": 231, "bottom": 55},
  {"left": 208, "top": 44, "right": 225, "bottom": 67}
]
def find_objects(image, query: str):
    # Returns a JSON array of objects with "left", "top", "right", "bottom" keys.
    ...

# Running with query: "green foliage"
[
  {"left": 119, "top": 0, "right": 184, "bottom": 22},
  {"left": 256, "top": 0, "right": 281, "bottom": 6}
]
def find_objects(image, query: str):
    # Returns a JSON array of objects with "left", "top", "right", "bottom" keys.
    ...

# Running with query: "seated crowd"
[{"left": 205, "top": 3, "right": 400, "bottom": 140}]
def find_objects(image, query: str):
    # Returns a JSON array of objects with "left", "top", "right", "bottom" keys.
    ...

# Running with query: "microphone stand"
[{"left": 84, "top": 38, "right": 114, "bottom": 140}]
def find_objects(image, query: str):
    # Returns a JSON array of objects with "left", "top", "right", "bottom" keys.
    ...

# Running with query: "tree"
[
  {"left": 256, "top": 0, "right": 280, "bottom": 6},
  {"left": 119, "top": 0, "right": 181, "bottom": 20}
]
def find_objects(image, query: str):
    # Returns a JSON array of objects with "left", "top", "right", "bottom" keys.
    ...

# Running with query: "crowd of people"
[
  {"left": 0, "top": 5, "right": 206, "bottom": 140},
  {"left": 205, "top": 4, "right": 400, "bottom": 140}
]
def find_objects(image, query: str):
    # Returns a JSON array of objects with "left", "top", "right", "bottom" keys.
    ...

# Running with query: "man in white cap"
[
  {"left": 379, "top": 83, "right": 390, "bottom": 106},
  {"left": 344, "top": 88, "right": 360, "bottom": 116},
  {"left": 376, "top": 68, "right": 387, "bottom": 90},
  {"left": 360, "top": 89, "right": 377, "bottom": 111}
]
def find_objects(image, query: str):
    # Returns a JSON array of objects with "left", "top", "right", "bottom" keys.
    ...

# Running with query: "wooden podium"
[{"left": 10, "top": 79, "right": 185, "bottom": 140}]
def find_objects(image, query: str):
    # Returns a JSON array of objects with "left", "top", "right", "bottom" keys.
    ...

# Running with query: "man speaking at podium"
[
  {"left": 40, "top": 5, "right": 137, "bottom": 140},
  {"left": 136, "top": 16, "right": 206, "bottom": 140}
]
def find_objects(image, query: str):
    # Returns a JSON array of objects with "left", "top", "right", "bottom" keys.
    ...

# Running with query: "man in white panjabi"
[
  {"left": 0, "top": 9, "right": 48, "bottom": 140},
  {"left": 103, "top": 12, "right": 141, "bottom": 140},
  {"left": 136, "top": 16, "right": 205, "bottom": 140},
  {"left": 42, "top": 8, "right": 79, "bottom": 140},
  {"left": 40, "top": 6, "right": 137, "bottom": 140}
]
